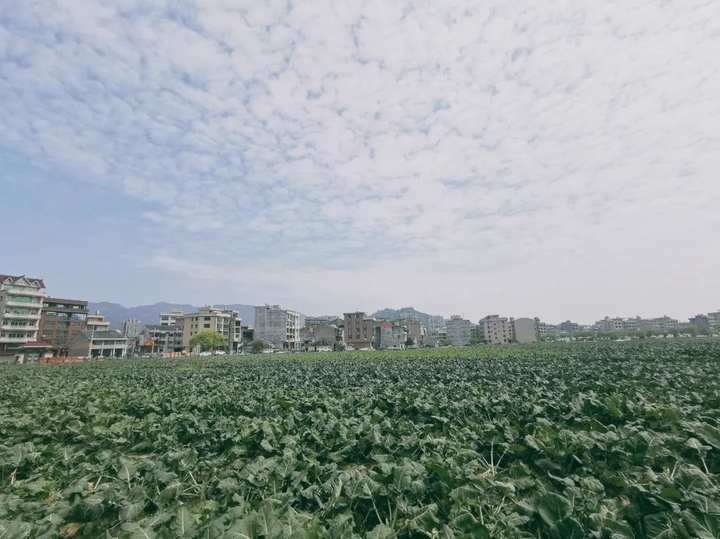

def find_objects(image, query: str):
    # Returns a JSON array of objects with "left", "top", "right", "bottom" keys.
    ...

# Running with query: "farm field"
[{"left": 1, "top": 341, "right": 719, "bottom": 538}]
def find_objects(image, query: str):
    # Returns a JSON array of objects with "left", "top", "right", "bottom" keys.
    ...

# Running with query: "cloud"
[{"left": 2, "top": 0, "right": 720, "bottom": 320}]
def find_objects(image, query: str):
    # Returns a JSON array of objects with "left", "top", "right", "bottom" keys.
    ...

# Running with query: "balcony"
[
  {"left": 4, "top": 299, "right": 43, "bottom": 308},
  {"left": 2, "top": 313, "right": 41, "bottom": 320},
  {"left": 0, "top": 336, "right": 32, "bottom": 343},
  {"left": 1, "top": 324, "right": 37, "bottom": 331},
  {"left": 2, "top": 286, "right": 46, "bottom": 296}
]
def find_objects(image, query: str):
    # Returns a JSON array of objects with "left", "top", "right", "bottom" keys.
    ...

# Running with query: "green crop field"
[{"left": 1, "top": 341, "right": 719, "bottom": 538}]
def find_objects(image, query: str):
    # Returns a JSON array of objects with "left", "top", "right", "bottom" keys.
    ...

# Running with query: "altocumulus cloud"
[{"left": 1, "top": 0, "right": 720, "bottom": 319}]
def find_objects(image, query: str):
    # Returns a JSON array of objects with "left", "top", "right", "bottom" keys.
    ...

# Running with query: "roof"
[
  {"left": 44, "top": 297, "right": 88, "bottom": 306},
  {"left": 20, "top": 341, "right": 52, "bottom": 349},
  {"left": 0, "top": 274, "right": 46, "bottom": 288}
]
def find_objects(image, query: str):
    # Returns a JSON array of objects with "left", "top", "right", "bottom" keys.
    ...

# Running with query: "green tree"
[
  {"left": 189, "top": 331, "right": 226, "bottom": 352},
  {"left": 250, "top": 340, "right": 266, "bottom": 354}
]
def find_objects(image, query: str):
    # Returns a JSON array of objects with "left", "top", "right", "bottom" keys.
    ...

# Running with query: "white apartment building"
[
  {"left": 160, "top": 310, "right": 185, "bottom": 326},
  {"left": 513, "top": 318, "right": 538, "bottom": 344},
  {"left": 480, "top": 315, "right": 514, "bottom": 345},
  {"left": 0, "top": 275, "right": 46, "bottom": 355},
  {"left": 254, "top": 305, "right": 306, "bottom": 351},
  {"left": 86, "top": 312, "right": 111, "bottom": 333},
  {"left": 446, "top": 315, "right": 473, "bottom": 346}
]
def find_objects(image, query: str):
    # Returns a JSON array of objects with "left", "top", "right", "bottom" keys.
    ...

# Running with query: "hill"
[{"left": 87, "top": 302, "right": 256, "bottom": 328}]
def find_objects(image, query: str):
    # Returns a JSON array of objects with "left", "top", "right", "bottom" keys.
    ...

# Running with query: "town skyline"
[{"left": 2, "top": 268, "right": 717, "bottom": 328}]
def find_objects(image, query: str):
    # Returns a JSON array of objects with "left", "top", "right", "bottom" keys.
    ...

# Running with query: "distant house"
[{"left": 446, "top": 315, "right": 473, "bottom": 346}]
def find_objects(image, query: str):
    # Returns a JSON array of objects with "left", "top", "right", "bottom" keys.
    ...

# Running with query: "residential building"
[
  {"left": 709, "top": 310, "right": 720, "bottom": 331},
  {"left": 0, "top": 275, "right": 46, "bottom": 355},
  {"left": 181, "top": 306, "right": 242, "bottom": 352},
  {"left": 479, "top": 315, "right": 514, "bottom": 345},
  {"left": 595, "top": 317, "right": 625, "bottom": 333},
  {"left": 344, "top": 312, "right": 375, "bottom": 349},
  {"left": 69, "top": 330, "right": 128, "bottom": 358},
  {"left": 402, "top": 319, "right": 426, "bottom": 347},
  {"left": 122, "top": 319, "right": 141, "bottom": 338},
  {"left": 373, "top": 321, "right": 407, "bottom": 350},
  {"left": 690, "top": 314, "right": 711, "bottom": 334},
  {"left": 558, "top": 320, "right": 580, "bottom": 333},
  {"left": 427, "top": 315, "right": 446, "bottom": 335},
  {"left": 137, "top": 324, "right": 183, "bottom": 354},
  {"left": 514, "top": 317, "right": 538, "bottom": 344},
  {"left": 301, "top": 317, "right": 343, "bottom": 351},
  {"left": 646, "top": 316, "right": 679, "bottom": 331},
  {"left": 535, "top": 320, "right": 558, "bottom": 340},
  {"left": 160, "top": 310, "right": 185, "bottom": 326},
  {"left": 39, "top": 297, "right": 88, "bottom": 356},
  {"left": 446, "top": 315, "right": 473, "bottom": 346},
  {"left": 87, "top": 312, "right": 111, "bottom": 333},
  {"left": 253, "top": 305, "right": 305, "bottom": 351}
]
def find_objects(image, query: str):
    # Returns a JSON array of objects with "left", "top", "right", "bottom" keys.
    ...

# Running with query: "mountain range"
[{"left": 87, "top": 302, "right": 256, "bottom": 329}]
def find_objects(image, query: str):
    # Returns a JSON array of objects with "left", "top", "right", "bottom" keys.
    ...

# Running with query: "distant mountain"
[
  {"left": 87, "top": 302, "right": 256, "bottom": 328},
  {"left": 372, "top": 307, "right": 446, "bottom": 330}
]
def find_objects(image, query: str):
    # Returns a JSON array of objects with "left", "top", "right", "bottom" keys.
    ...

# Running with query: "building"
[
  {"left": 137, "top": 324, "right": 183, "bottom": 354},
  {"left": 0, "top": 275, "right": 46, "bottom": 355},
  {"left": 558, "top": 320, "right": 580, "bottom": 333},
  {"left": 63, "top": 328, "right": 128, "bottom": 358},
  {"left": 122, "top": 319, "right": 141, "bottom": 338},
  {"left": 709, "top": 311, "right": 720, "bottom": 332},
  {"left": 690, "top": 314, "right": 711, "bottom": 334},
  {"left": 254, "top": 305, "right": 305, "bottom": 351},
  {"left": 301, "top": 317, "right": 343, "bottom": 351},
  {"left": 86, "top": 312, "right": 111, "bottom": 333},
  {"left": 160, "top": 311, "right": 185, "bottom": 326},
  {"left": 38, "top": 297, "right": 88, "bottom": 356},
  {"left": 595, "top": 317, "right": 625, "bottom": 333},
  {"left": 402, "top": 319, "right": 426, "bottom": 347},
  {"left": 513, "top": 318, "right": 538, "bottom": 344},
  {"left": 344, "top": 312, "right": 375, "bottom": 349},
  {"left": 373, "top": 321, "right": 408, "bottom": 350},
  {"left": 479, "top": 315, "right": 514, "bottom": 345},
  {"left": 182, "top": 306, "right": 242, "bottom": 353},
  {"left": 446, "top": 315, "right": 473, "bottom": 346}
]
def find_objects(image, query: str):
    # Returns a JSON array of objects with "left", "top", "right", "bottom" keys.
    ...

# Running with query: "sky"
[{"left": 2, "top": 1, "right": 720, "bottom": 324}]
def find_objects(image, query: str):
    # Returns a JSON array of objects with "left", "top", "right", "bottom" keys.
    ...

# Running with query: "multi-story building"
[
  {"left": 709, "top": 311, "right": 720, "bottom": 332},
  {"left": 513, "top": 318, "right": 538, "bottom": 344},
  {"left": 160, "top": 310, "right": 185, "bottom": 326},
  {"left": 373, "top": 321, "right": 408, "bottom": 350},
  {"left": 401, "top": 319, "right": 425, "bottom": 347},
  {"left": 67, "top": 329, "right": 128, "bottom": 358},
  {"left": 254, "top": 305, "right": 305, "bottom": 351},
  {"left": 479, "top": 315, "right": 514, "bottom": 345},
  {"left": 138, "top": 324, "right": 184, "bottom": 354},
  {"left": 446, "top": 315, "right": 473, "bottom": 346},
  {"left": 39, "top": 297, "right": 88, "bottom": 356},
  {"left": 86, "top": 312, "right": 111, "bottom": 333},
  {"left": 690, "top": 314, "right": 711, "bottom": 334},
  {"left": 595, "top": 317, "right": 625, "bottom": 333},
  {"left": 344, "top": 312, "right": 375, "bottom": 349},
  {"left": 0, "top": 275, "right": 46, "bottom": 355},
  {"left": 301, "top": 317, "right": 343, "bottom": 351},
  {"left": 182, "top": 306, "right": 242, "bottom": 352},
  {"left": 558, "top": 320, "right": 580, "bottom": 333}
]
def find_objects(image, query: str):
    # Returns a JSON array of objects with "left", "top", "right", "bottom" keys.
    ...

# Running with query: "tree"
[
  {"left": 189, "top": 331, "right": 226, "bottom": 352},
  {"left": 250, "top": 340, "right": 266, "bottom": 354}
]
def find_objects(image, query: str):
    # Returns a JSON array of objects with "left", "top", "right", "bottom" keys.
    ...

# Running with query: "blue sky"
[{"left": 2, "top": 1, "right": 720, "bottom": 323}]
